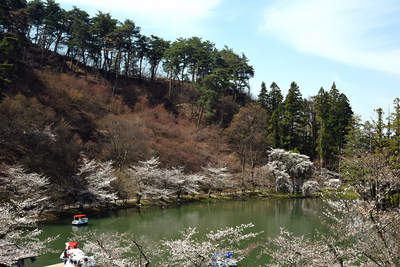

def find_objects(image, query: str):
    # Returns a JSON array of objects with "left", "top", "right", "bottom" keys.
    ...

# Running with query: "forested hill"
[{"left": 1, "top": 0, "right": 385, "bottom": 203}]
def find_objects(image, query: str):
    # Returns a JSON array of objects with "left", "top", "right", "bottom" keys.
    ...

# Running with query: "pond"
[{"left": 33, "top": 198, "right": 327, "bottom": 266}]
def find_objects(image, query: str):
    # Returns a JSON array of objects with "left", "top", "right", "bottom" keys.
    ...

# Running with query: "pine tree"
[
  {"left": 388, "top": 98, "right": 400, "bottom": 157},
  {"left": 314, "top": 83, "right": 353, "bottom": 169},
  {"left": 314, "top": 87, "right": 331, "bottom": 168},
  {"left": 283, "top": 81, "right": 304, "bottom": 151},
  {"left": 257, "top": 81, "right": 268, "bottom": 109},
  {"left": 267, "top": 82, "right": 284, "bottom": 148}
]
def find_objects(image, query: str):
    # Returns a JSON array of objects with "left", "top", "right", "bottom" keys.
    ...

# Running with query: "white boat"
[
  {"left": 212, "top": 252, "right": 238, "bottom": 266},
  {"left": 72, "top": 214, "right": 88, "bottom": 225},
  {"left": 60, "top": 242, "right": 96, "bottom": 267}
]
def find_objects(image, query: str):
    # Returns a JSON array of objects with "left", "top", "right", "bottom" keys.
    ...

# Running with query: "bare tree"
[
  {"left": 99, "top": 114, "right": 149, "bottom": 171},
  {"left": 225, "top": 103, "right": 271, "bottom": 193}
]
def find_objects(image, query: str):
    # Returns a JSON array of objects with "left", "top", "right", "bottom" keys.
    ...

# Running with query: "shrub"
[{"left": 390, "top": 193, "right": 400, "bottom": 207}]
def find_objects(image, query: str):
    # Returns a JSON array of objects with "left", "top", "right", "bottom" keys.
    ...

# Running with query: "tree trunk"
[
  {"left": 103, "top": 46, "right": 108, "bottom": 86},
  {"left": 136, "top": 194, "right": 142, "bottom": 205},
  {"left": 73, "top": 53, "right": 81, "bottom": 72},
  {"left": 26, "top": 23, "right": 32, "bottom": 40},
  {"left": 169, "top": 69, "right": 172, "bottom": 100},
  {"left": 197, "top": 103, "right": 204, "bottom": 130},
  {"left": 139, "top": 57, "right": 143, "bottom": 81},
  {"left": 124, "top": 51, "right": 129, "bottom": 82},
  {"left": 40, "top": 23, "right": 47, "bottom": 70},
  {"left": 113, "top": 45, "right": 122, "bottom": 95}
]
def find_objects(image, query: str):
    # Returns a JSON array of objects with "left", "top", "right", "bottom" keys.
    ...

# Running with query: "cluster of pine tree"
[
  {"left": 0, "top": 0, "right": 254, "bottom": 122},
  {"left": 257, "top": 81, "right": 353, "bottom": 170}
]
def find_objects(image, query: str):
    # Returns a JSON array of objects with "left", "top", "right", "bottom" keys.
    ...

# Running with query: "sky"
[{"left": 56, "top": 0, "right": 400, "bottom": 122}]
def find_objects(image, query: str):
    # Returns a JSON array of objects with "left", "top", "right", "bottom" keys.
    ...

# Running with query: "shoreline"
[
  {"left": 41, "top": 192, "right": 307, "bottom": 222},
  {"left": 41, "top": 188, "right": 358, "bottom": 222}
]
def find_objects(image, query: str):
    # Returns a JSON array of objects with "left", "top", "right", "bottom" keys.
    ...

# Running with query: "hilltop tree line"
[{"left": 0, "top": 0, "right": 254, "bottom": 125}]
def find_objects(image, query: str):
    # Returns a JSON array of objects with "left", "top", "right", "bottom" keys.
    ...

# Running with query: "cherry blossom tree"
[
  {"left": 301, "top": 180, "right": 320, "bottom": 196},
  {"left": 0, "top": 165, "right": 58, "bottom": 266},
  {"left": 73, "top": 157, "right": 118, "bottom": 205},
  {"left": 160, "top": 223, "right": 262, "bottom": 267},
  {"left": 71, "top": 224, "right": 260, "bottom": 267},
  {"left": 73, "top": 230, "right": 160, "bottom": 267},
  {"left": 201, "top": 165, "right": 231, "bottom": 198},
  {"left": 126, "top": 157, "right": 170, "bottom": 204},
  {"left": 166, "top": 167, "right": 204, "bottom": 199},
  {"left": 263, "top": 148, "right": 314, "bottom": 193},
  {"left": 127, "top": 157, "right": 205, "bottom": 203}
]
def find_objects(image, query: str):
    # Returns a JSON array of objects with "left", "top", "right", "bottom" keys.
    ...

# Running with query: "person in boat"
[{"left": 63, "top": 249, "right": 68, "bottom": 264}]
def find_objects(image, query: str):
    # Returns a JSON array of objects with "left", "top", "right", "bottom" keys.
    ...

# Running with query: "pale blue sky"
[{"left": 57, "top": 0, "right": 400, "bottom": 121}]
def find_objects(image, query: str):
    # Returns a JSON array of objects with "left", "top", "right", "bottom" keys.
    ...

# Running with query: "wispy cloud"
[
  {"left": 58, "top": 0, "right": 223, "bottom": 33},
  {"left": 261, "top": 0, "right": 400, "bottom": 75}
]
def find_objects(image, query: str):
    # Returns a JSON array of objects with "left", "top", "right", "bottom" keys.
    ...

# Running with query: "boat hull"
[{"left": 71, "top": 221, "right": 88, "bottom": 226}]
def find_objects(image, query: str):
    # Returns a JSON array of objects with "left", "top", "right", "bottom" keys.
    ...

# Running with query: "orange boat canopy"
[
  {"left": 67, "top": 242, "right": 78, "bottom": 250},
  {"left": 73, "top": 214, "right": 86, "bottom": 218}
]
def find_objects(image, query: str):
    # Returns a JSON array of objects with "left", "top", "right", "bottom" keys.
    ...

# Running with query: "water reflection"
[
  {"left": 71, "top": 225, "right": 89, "bottom": 233},
  {"left": 34, "top": 198, "right": 326, "bottom": 267}
]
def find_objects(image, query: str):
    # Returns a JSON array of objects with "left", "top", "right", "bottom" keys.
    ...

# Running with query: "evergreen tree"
[
  {"left": 41, "top": 0, "right": 63, "bottom": 50},
  {"left": 164, "top": 37, "right": 189, "bottom": 84},
  {"left": 257, "top": 81, "right": 268, "bottom": 109},
  {"left": 135, "top": 34, "right": 150, "bottom": 80},
  {"left": 26, "top": 0, "right": 45, "bottom": 42},
  {"left": 314, "top": 83, "right": 353, "bottom": 169},
  {"left": 186, "top": 36, "right": 215, "bottom": 82},
  {"left": 0, "top": 0, "right": 28, "bottom": 35},
  {"left": 0, "top": 36, "right": 23, "bottom": 93},
  {"left": 302, "top": 96, "right": 318, "bottom": 158},
  {"left": 90, "top": 11, "right": 117, "bottom": 84},
  {"left": 267, "top": 82, "right": 284, "bottom": 148},
  {"left": 147, "top": 35, "right": 170, "bottom": 80},
  {"left": 267, "top": 82, "right": 283, "bottom": 115},
  {"left": 372, "top": 108, "right": 386, "bottom": 152},
  {"left": 64, "top": 7, "right": 91, "bottom": 76},
  {"left": 335, "top": 92, "right": 353, "bottom": 149},
  {"left": 388, "top": 98, "right": 400, "bottom": 158},
  {"left": 283, "top": 81, "right": 304, "bottom": 151}
]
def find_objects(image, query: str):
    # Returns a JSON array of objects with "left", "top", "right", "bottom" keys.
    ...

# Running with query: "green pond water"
[{"left": 32, "top": 198, "right": 327, "bottom": 267}]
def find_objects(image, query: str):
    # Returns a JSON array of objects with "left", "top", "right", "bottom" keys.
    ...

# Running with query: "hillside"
[{"left": 0, "top": 42, "right": 252, "bottom": 203}]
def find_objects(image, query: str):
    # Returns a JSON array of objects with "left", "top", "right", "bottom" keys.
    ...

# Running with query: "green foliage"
[
  {"left": 314, "top": 83, "right": 353, "bottom": 169},
  {"left": 257, "top": 81, "right": 268, "bottom": 109},
  {"left": 390, "top": 193, "right": 400, "bottom": 207},
  {"left": 0, "top": 36, "right": 24, "bottom": 92},
  {"left": 283, "top": 81, "right": 304, "bottom": 152},
  {"left": 388, "top": 98, "right": 400, "bottom": 158},
  {"left": 147, "top": 35, "right": 170, "bottom": 80}
]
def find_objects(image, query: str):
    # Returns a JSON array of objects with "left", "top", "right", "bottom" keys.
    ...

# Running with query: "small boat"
[
  {"left": 72, "top": 214, "right": 88, "bottom": 225},
  {"left": 60, "top": 242, "right": 96, "bottom": 267},
  {"left": 212, "top": 252, "right": 238, "bottom": 266}
]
